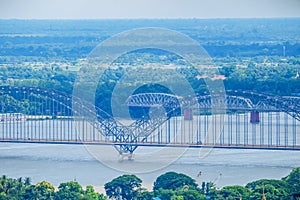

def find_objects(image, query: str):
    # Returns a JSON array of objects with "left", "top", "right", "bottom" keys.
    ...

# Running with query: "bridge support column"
[
  {"left": 114, "top": 144, "right": 137, "bottom": 161},
  {"left": 250, "top": 111, "right": 260, "bottom": 123},
  {"left": 184, "top": 109, "right": 193, "bottom": 120},
  {"left": 119, "top": 152, "right": 134, "bottom": 161}
]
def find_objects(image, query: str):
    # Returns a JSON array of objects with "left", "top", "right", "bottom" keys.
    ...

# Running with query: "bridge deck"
[{"left": 1, "top": 139, "right": 300, "bottom": 151}]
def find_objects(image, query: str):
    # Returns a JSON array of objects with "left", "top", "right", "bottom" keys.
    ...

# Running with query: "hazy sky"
[{"left": 0, "top": 0, "right": 299, "bottom": 19}]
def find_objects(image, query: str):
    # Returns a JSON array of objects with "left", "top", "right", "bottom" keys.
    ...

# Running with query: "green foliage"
[
  {"left": 1, "top": 167, "right": 300, "bottom": 199},
  {"left": 222, "top": 63, "right": 300, "bottom": 95},
  {"left": 83, "top": 185, "right": 108, "bottom": 200},
  {"left": 55, "top": 181, "right": 84, "bottom": 200},
  {"left": 176, "top": 189, "right": 206, "bottom": 200},
  {"left": 154, "top": 187, "right": 206, "bottom": 200},
  {"left": 218, "top": 185, "right": 251, "bottom": 200},
  {"left": 136, "top": 190, "right": 154, "bottom": 200},
  {"left": 1, "top": 55, "right": 300, "bottom": 117},
  {"left": 155, "top": 188, "right": 175, "bottom": 200},
  {"left": 104, "top": 174, "right": 142, "bottom": 200},
  {"left": 153, "top": 172, "right": 206, "bottom": 200},
  {"left": 0, "top": 95, "right": 30, "bottom": 113},
  {"left": 35, "top": 181, "right": 55, "bottom": 200},
  {"left": 0, "top": 65, "right": 75, "bottom": 94},
  {"left": 153, "top": 172, "right": 198, "bottom": 191},
  {"left": 171, "top": 195, "right": 184, "bottom": 200},
  {"left": 246, "top": 179, "right": 291, "bottom": 200},
  {"left": 282, "top": 167, "right": 300, "bottom": 192},
  {"left": 83, "top": 185, "right": 98, "bottom": 200},
  {"left": 205, "top": 181, "right": 215, "bottom": 195}
]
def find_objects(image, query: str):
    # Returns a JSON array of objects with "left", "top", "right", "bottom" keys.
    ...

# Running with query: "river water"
[{"left": 1, "top": 141, "right": 300, "bottom": 191}]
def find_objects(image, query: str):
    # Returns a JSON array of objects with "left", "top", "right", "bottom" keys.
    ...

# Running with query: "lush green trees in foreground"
[{"left": 1, "top": 167, "right": 300, "bottom": 200}]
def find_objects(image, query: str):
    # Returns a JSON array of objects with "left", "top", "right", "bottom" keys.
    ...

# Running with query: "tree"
[
  {"left": 176, "top": 189, "right": 206, "bottom": 200},
  {"left": 0, "top": 176, "right": 28, "bottom": 200},
  {"left": 171, "top": 195, "right": 184, "bottom": 200},
  {"left": 136, "top": 189, "right": 154, "bottom": 200},
  {"left": 104, "top": 174, "right": 142, "bottom": 200},
  {"left": 24, "top": 177, "right": 31, "bottom": 186},
  {"left": 246, "top": 179, "right": 291, "bottom": 200},
  {"left": 35, "top": 181, "right": 55, "bottom": 200},
  {"left": 55, "top": 181, "right": 84, "bottom": 200},
  {"left": 83, "top": 185, "right": 108, "bottom": 200},
  {"left": 218, "top": 185, "right": 251, "bottom": 200},
  {"left": 23, "top": 185, "right": 38, "bottom": 200},
  {"left": 205, "top": 182, "right": 215, "bottom": 195},
  {"left": 282, "top": 167, "right": 300, "bottom": 192},
  {"left": 248, "top": 184, "right": 289, "bottom": 200},
  {"left": 154, "top": 188, "right": 175, "bottom": 200},
  {"left": 153, "top": 172, "right": 198, "bottom": 192}
]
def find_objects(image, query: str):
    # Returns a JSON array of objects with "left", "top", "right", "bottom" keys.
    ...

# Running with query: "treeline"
[
  {"left": 1, "top": 40, "right": 300, "bottom": 62},
  {"left": 221, "top": 63, "right": 300, "bottom": 95},
  {"left": 0, "top": 176, "right": 107, "bottom": 200},
  {"left": 0, "top": 60, "right": 300, "bottom": 115},
  {"left": 0, "top": 58, "right": 299, "bottom": 115},
  {"left": 1, "top": 167, "right": 300, "bottom": 200},
  {"left": 1, "top": 57, "right": 299, "bottom": 98},
  {"left": 0, "top": 65, "right": 75, "bottom": 94},
  {"left": 1, "top": 18, "right": 300, "bottom": 63}
]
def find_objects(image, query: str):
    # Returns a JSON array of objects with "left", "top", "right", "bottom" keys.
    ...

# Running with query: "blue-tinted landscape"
[{"left": 0, "top": 18, "right": 300, "bottom": 200}]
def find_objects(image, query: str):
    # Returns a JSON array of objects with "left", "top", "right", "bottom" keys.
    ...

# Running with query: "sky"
[{"left": 0, "top": 0, "right": 299, "bottom": 19}]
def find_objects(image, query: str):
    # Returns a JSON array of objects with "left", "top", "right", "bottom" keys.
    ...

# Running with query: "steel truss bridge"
[{"left": 0, "top": 86, "right": 299, "bottom": 158}]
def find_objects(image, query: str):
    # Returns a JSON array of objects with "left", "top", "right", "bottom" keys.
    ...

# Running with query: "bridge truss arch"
[
  {"left": 194, "top": 94, "right": 254, "bottom": 111},
  {"left": 0, "top": 86, "right": 123, "bottom": 143},
  {"left": 0, "top": 87, "right": 300, "bottom": 157},
  {"left": 126, "top": 93, "right": 182, "bottom": 108},
  {"left": 226, "top": 90, "right": 300, "bottom": 121}
]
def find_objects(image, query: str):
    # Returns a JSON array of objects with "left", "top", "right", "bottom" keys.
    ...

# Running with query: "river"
[{"left": 1, "top": 141, "right": 300, "bottom": 191}]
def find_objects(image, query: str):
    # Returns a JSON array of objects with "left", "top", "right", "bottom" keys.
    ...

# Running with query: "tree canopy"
[
  {"left": 104, "top": 174, "right": 142, "bottom": 200},
  {"left": 1, "top": 167, "right": 300, "bottom": 200},
  {"left": 153, "top": 171, "right": 198, "bottom": 191}
]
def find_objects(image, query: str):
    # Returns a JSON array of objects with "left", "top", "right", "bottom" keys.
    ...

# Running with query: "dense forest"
[
  {"left": 1, "top": 19, "right": 300, "bottom": 61},
  {"left": 0, "top": 19, "right": 300, "bottom": 115},
  {"left": 0, "top": 167, "right": 299, "bottom": 200},
  {"left": 0, "top": 55, "right": 299, "bottom": 115}
]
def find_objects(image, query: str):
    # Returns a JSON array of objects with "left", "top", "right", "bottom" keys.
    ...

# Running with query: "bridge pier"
[
  {"left": 250, "top": 111, "right": 260, "bottom": 123},
  {"left": 184, "top": 109, "right": 193, "bottom": 120},
  {"left": 118, "top": 152, "right": 135, "bottom": 161},
  {"left": 114, "top": 144, "right": 137, "bottom": 161}
]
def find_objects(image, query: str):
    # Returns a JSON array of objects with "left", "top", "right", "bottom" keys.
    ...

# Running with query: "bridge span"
[{"left": 0, "top": 86, "right": 299, "bottom": 158}]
